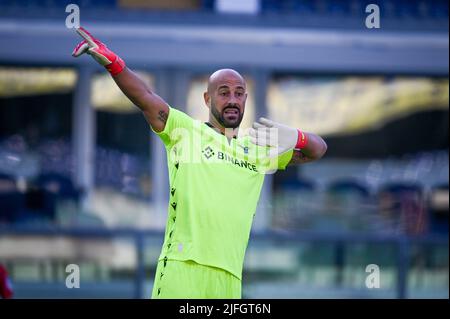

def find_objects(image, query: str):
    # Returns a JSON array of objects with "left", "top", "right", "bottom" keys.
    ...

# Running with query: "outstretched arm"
[
  {"left": 72, "top": 27, "right": 169, "bottom": 132},
  {"left": 111, "top": 68, "right": 169, "bottom": 132}
]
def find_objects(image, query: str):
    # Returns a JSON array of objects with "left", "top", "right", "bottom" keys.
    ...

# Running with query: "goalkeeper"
[{"left": 72, "top": 27, "right": 327, "bottom": 299}]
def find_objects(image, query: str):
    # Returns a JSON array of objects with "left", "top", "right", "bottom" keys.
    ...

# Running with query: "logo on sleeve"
[{"left": 237, "top": 144, "right": 249, "bottom": 154}]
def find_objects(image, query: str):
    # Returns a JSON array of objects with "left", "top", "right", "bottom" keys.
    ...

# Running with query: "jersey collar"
[{"left": 204, "top": 122, "right": 237, "bottom": 139}]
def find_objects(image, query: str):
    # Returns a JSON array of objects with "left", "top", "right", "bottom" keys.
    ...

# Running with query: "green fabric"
[
  {"left": 153, "top": 107, "right": 293, "bottom": 280},
  {"left": 152, "top": 259, "right": 241, "bottom": 299}
]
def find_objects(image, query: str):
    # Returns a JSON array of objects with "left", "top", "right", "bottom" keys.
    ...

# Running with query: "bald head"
[
  {"left": 207, "top": 69, "right": 246, "bottom": 94},
  {"left": 204, "top": 68, "right": 247, "bottom": 129}
]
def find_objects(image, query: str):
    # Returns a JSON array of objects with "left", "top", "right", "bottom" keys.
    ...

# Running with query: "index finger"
[
  {"left": 258, "top": 117, "right": 274, "bottom": 128},
  {"left": 76, "top": 27, "right": 96, "bottom": 47}
]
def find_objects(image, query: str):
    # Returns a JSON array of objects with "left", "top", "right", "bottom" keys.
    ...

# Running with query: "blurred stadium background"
[{"left": 0, "top": 0, "right": 448, "bottom": 299}]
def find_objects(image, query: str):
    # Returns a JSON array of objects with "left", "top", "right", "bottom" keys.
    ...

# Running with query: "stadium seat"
[
  {"left": 428, "top": 0, "right": 449, "bottom": 18},
  {"left": 260, "top": 0, "right": 284, "bottom": 13},
  {"left": 272, "top": 176, "right": 318, "bottom": 231},
  {"left": 292, "top": 0, "right": 315, "bottom": 14},
  {"left": 328, "top": 179, "right": 370, "bottom": 197},
  {"left": 323, "top": 179, "right": 374, "bottom": 233},
  {"left": 201, "top": 0, "right": 215, "bottom": 11},
  {"left": 326, "top": 0, "right": 351, "bottom": 16}
]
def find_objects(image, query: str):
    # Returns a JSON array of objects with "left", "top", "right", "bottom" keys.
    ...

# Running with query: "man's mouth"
[{"left": 223, "top": 107, "right": 239, "bottom": 116}]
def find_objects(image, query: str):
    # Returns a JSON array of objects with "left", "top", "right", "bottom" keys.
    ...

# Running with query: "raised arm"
[
  {"left": 111, "top": 68, "right": 169, "bottom": 132},
  {"left": 72, "top": 27, "right": 169, "bottom": 132}
]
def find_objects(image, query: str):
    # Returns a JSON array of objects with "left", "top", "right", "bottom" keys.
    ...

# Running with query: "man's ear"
[{"left": 203, "top": 91, "right": 211, "bottom": 109}]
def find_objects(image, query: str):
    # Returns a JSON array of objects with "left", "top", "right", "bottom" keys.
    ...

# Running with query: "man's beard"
[{"left": 211, "top": 102, "right": 244, "bottom": 129}]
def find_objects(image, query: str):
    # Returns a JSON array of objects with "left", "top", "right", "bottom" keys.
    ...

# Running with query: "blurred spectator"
[
  {"left": 0, "top": 264, "right": 13, "bottom": 299},
  {"left": 379, "top": 183, "right": 427, "bottom": 235}
]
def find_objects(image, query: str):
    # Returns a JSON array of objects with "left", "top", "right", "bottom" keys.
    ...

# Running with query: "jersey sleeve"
[
  {"left": 151, "top": 106, "right": 194, "bottom": 149},
  {"left": 276, "top": 149, "right": 294, "bottom": 170},
  {"left": 256, "top": 148, "right": 294, "bottom": 174}
]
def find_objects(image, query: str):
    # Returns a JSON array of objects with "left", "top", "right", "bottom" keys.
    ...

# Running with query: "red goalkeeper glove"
[{"left": 72, "top": 27, "right": 125, "bottom": 76}]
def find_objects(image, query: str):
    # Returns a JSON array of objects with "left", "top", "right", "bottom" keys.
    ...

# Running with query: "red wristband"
[
  {"left": 105, "top": 56, "right": 126, "bottom": 76},
  {"left": 295, "top": 129, "right": 308, "bottom": 149}
]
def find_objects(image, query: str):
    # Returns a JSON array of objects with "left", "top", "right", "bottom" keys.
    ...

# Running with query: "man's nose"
[{"left": 228, "top": 94, "right": 238, "bottom": 105}]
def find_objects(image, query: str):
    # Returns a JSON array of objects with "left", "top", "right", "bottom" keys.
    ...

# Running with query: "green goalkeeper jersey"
[{"left": 153, "top": 107, "right": 293, "bottom": 280}]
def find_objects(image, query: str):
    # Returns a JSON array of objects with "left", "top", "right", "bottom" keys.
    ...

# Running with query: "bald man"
[{"left": 73, "top": 28, "right": 327, "bottom": 299}]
